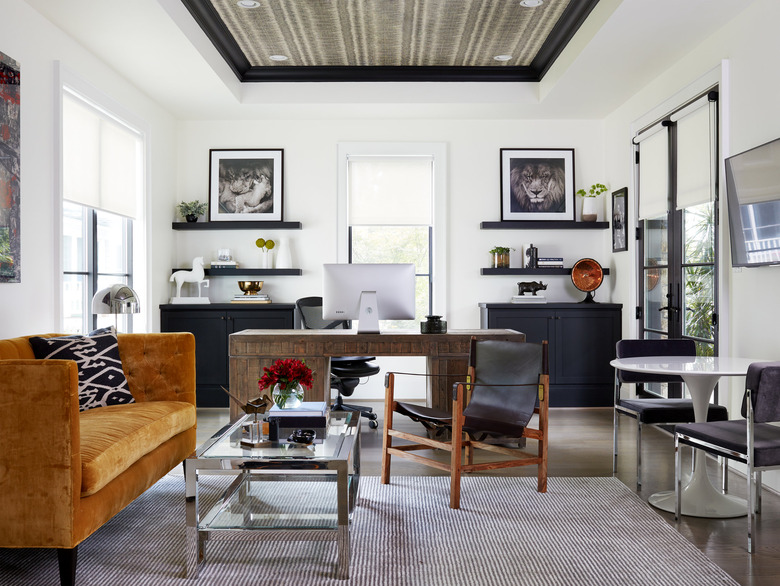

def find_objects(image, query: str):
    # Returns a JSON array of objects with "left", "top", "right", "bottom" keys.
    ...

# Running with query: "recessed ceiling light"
[
  {"left": 519, "top": 0, "right": 544, "bottom": 7},
  {"left": 269, "top": 55, "right": 289, "bottom": 62},
  {"left": 237, "top": 1, "right": 260, "bottom": 8},
  {"left": 494, "top": 55, "right": 512, "bottom": 62}
]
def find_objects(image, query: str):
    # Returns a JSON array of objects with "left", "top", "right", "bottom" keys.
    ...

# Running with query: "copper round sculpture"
[{"left": 571, "top": 258, "right": 604, "bottom": 303}]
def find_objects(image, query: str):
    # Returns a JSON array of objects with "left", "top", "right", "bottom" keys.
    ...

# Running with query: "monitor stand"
[{"left": 357, "top": 290, "right": 380, "bottom": 334}]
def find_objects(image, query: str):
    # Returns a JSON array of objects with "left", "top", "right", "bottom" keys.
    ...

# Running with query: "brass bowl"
[{"left": 237, "top": 280, "right": 264, "bottom": 295}]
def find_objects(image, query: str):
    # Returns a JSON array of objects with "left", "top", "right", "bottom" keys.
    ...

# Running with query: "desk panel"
[{"left": 228, "top": 329, "right": 524, "bottom": 421}]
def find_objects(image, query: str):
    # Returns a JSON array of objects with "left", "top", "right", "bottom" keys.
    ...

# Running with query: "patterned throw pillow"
[{"left": 29, "top": 328, "right": 135, "bottom": 411}]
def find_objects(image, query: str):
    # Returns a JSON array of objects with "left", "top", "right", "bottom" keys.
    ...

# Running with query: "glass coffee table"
[{"left": 185, "top": 411, "right": 360, "bottom": 579}]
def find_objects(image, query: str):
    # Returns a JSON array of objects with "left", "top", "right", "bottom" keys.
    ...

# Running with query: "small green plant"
[
  {"left": 489, "top": 246, "right": 513, "bottom": 254},
  {"left": 576, "top": 183, "right": 608, "bottom": 198},
  {"left": 177, "top": 200, "right": 208, "bottom": 217}
]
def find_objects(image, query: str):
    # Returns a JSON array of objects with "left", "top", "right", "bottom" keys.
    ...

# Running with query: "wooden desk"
[{"left": 228, "top": 329, "right": 524, "bottom": 421}]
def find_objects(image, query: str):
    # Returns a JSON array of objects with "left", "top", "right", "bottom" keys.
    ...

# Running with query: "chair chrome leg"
[
  {"left": 636, "top": 420, "right": 643, "bottom": 489},
  {"left": 612, "top": 408, "right": 619, "bottom": 476},
  {"left": 747, "top": 467, "right": 754, "bottom": 553},
  {"left": 674, "top": 435, "right": 682, "bottom": 521},
  {"left": 721, "top": 456, "right": 729, "bottom": 493}
]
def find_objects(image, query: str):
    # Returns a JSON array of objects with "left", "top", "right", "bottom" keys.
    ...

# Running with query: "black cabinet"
[
  {"left": 160, "top": 303, "right": 295, "bottom": 407},
  {"left": 479, "top": 303, "right": 622, "bottom": 407}
]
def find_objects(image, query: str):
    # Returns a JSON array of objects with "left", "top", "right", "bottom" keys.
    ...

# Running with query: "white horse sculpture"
[{"left": 170, "top": 257, "right": 208, "bottom": 301}]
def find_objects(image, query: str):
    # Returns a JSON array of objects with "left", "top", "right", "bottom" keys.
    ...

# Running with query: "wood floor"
[{"left": 197, "top": 404, "right": 780, "bottom": 586}]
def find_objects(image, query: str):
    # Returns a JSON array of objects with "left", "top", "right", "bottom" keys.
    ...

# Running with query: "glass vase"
[
  {"left": 491, "top": 252, "right": 510, "bottom": 268},
  {"left": 272, "top": 382, "right": 304, "bottom": 409}
]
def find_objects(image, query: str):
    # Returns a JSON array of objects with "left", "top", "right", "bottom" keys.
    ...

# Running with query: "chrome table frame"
[{"left": 185, "top": 411, "right": 360, "bottom": 579}]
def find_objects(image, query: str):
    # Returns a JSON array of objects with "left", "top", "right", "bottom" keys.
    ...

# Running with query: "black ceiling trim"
[
  {"left": 181, "top": 0, "right": 251, "bottom": 80},
  {"left": 241, "top": 65, "right": 541, "bottom": 83},
  {"left": 180, "top": 0, "right": 601, "bottom": 83},
  {"left": 531, "top": 0, "right": 602, "bottom": 79}
]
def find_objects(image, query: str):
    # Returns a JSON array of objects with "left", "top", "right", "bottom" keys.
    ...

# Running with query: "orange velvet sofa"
[{"left": 0, "top": 332, "right": 197, "bottom": 586}]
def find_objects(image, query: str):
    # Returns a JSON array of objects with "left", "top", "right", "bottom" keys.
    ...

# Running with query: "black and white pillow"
[{"left": 29, "top": 327, "right": 135, "bottom": 411}]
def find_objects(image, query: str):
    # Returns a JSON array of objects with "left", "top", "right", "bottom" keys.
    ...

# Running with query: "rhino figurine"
[{"left": 516, "top": 281, "right": 548, "bottom": 296}]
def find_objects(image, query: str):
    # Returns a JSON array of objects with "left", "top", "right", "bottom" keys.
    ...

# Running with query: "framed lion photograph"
[{"left": 500, "top": 148, "right": 575, "bottom": 221}]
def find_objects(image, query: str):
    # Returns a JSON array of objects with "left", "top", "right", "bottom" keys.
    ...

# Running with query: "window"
[
  {"left": 338, "top": 143, "right": 447, "bottom": 329},
  {"left": 61, "top": 85, "right": 144, "bottom": 333}
]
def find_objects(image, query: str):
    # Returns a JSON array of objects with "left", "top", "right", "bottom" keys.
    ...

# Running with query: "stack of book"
[
  {"left": 231, "top": 293, "right": 272, "bottom": 304},
  {"left": 511, "top": 294, "right": 547, "bottom": 304},
  {"left": 210, "top": 260, "right": 238, "bottom": 269},
  {"left": 536, "top": 257, "right": 564, "bottom": 269},
  {"left": 267, "top": 402, "right": 329, "bottom": 442}
]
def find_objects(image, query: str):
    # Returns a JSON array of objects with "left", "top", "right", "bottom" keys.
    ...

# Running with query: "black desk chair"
[
  {"left": 295, "top": 296, "right": 380, "bottom": 428},
  {"left": 675, "top": 362, "right": 780, "bottom": 552},
  {"left": 613, "top": 338, "right": 729, "bottom": 489}
]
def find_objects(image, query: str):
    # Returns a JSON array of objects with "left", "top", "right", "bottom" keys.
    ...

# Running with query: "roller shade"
[
  {"left": 635, "top": 124, "right": 669, "bottom": 220},
  {"left": 63, "top": 91, "right": 141, "bottom": 219},
  {"left": 673, "top": 94, "right": 717, "bottom": 210},
  {"left": 348, "top": 155, "right": 433, "bottom": 225}
]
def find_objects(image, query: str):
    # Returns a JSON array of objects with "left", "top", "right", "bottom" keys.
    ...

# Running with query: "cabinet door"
[
  {"left": 228, "top": 309, "right": 294, "bottom": 333},
  {"left": 161, "top": 309, "right": 228, "bottom": 406},
  {"left": 553, "top": 308, "right": 620, "bottom": 386}
]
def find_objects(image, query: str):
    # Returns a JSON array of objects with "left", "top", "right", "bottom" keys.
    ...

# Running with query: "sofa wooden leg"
[{"left": 57, "top": 547, "right": 77, "bottom": 586}]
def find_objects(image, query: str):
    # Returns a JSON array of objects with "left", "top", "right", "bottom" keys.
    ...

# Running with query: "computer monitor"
[{"left": 322, "top": 263, "right": 416, "bottom": 334}]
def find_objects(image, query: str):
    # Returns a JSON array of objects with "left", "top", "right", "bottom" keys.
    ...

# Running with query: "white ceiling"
[{"left": 23, "top": 0, "right": 754, "bottom": 120}]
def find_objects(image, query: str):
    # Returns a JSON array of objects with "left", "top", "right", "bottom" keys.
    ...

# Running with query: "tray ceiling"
[{"left": 182, "top": 0, "right": 601, "bottom": 82}]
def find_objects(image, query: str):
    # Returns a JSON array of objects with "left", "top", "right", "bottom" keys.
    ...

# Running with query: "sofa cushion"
[
  {"left": 79, "top": 401, "right": 196, "bottom": 496},
  {"left": 29, "top": 328, "right": 135, "bottom": 411}
]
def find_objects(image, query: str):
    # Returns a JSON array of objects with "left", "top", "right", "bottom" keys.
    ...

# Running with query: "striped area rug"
[{"left": 0, "top": 475, "right": 737, "bottom": 586}]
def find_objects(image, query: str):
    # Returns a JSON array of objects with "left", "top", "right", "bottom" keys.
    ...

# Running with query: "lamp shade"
[{"left": 92, "top": 284, "right": 141, "bottom": 315}]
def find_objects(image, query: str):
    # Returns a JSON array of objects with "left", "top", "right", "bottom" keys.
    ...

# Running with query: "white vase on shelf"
[
  {"left": 581, "top": 197, "right": 599, "bottom": 222},
  {"left": 276, "top": 237, "right": 292, "bottom": 269}
]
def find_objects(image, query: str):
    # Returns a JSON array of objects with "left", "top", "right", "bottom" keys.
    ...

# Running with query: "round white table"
[{"left": 610, "top": 355, "right": 759, "bottom": 518}]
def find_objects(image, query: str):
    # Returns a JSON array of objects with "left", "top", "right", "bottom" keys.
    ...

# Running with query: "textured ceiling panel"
[
  {"left": 212, "top": 0, "right": 569, "bottom": 67},
  {"left": 183, "top": 0, "right": 598, "bottom": 82}
]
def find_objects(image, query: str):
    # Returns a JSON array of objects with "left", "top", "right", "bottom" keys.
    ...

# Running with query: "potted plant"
[
  {"left": 576, "top": 183, "right": 608, "bottom": 222},
  {"left": 489, "top": 246, "right": 513, "bottom": 268},
  {"left": 177, "top": 200, "right": 208, "bottom": 222},
  {"left": 259, "top": 358, "right": 313, "bottom": 409}
]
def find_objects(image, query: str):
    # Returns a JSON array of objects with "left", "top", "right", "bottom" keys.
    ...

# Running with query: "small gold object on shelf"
[{"left": 237, "top": 280, "right": 264, "bottom": 295}]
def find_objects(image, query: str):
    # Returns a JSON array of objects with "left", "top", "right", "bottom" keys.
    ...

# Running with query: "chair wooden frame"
[{"left": 381, "top": 338, "right": 549, "bottom": 509}]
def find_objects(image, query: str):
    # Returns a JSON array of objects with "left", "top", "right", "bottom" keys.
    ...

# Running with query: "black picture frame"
[
  {"left": 0, "top": 51, "right": 21, "bottom": 283},
  {"left": 612, "top": 187, "right": 628, "bottom": 252},
  {"left": 500, "top": 148, "right": 575, "bottom": 221},
  {"left": 209, "top": 149, "right": 284, "bottom": 222}
]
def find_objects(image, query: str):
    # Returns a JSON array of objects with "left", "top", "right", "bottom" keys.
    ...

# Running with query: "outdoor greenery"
[{"left": 682, "top": 202, "right": 715, "bottom": 357}]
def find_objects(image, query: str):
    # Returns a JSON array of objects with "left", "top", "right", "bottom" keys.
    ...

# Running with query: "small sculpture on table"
[
  {"left": 170, "top": 256, "right": 210, "bottom": 304},
  {"left": 516, "top": 281, "right": 547, "bottom": 296},
  {"left": 222, "top": 387, "right": 273, "bottom": 448}
]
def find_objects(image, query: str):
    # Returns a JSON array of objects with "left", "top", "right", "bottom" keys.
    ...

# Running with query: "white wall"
[
  {"left": 604, "top": 0, "right": 780, "bottom": 489},
  {"left": 175, "top": 118, "right": 612, "bottom": 327},
  {"left": 0, "top": 0, "right": 177, "bottom": 337}
]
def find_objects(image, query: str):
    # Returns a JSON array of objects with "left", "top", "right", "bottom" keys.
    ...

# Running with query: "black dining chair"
[
  {"left": 295, "top": 296, "right": 380, "bottom": 428},
  {"left": 613, "top": 338, "right": 729, "bottom": 489},
  {"left": 675, "top": 361, "right": 780, "bottom": 552}
]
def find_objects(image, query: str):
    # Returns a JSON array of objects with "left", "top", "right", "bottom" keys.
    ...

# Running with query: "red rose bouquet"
[{"left": 259, "top": 358, "right": 313, "bottom": 409}]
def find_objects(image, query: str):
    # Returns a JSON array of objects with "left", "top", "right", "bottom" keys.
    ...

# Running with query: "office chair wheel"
[{"left": 369, "top": 419, "right": 378, "bottom": 429}]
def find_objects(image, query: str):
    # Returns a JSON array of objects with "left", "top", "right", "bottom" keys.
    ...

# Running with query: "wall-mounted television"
[{"left": 725, "top": 136, "right": 780, "bottom": 267}]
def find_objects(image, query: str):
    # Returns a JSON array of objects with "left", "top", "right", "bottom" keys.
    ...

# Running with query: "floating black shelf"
[
  {"left": 481, "top": 267, "right": 610, "bottom": 276},
  {"left": 172, "top": 221, "right": 302, "bottom": 230},
  {"left": 480, "top": 221, "right": 609, "bottom": 230},
  {"left": 172, "top": 268, "right": 302, "bottom": 276}
]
